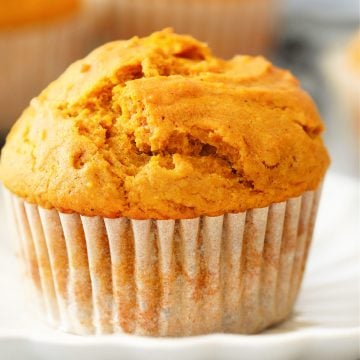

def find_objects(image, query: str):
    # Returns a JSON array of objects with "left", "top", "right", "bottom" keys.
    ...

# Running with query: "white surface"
[{"left": 0, "top": 172, "right": 359, "bottom": 360}]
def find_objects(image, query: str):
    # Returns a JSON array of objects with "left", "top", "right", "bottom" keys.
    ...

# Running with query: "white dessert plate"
[{"left": 0, "top": 172, "right": 359, "bottom": 360}]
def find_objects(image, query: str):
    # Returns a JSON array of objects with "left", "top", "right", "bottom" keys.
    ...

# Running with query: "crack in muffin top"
[{"left": 0, "top": 29, "right": 330, "bottom": 219}]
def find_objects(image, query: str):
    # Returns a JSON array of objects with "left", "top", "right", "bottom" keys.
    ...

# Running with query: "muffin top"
[
  {"left": 0, "top": 29, "right": 330, "bottom": 219},
  {"left": 0, "top": 0, "right": 79, "bottom": 29}
]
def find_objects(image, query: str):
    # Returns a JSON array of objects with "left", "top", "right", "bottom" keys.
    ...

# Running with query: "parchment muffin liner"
[
  {"left": 112, "top": 0, "right": 279, "bottom": 59},
  {"left": 5, "top": 186, "right": 322, "bottom": 336},
  {"left": 0, "top": 1, "right": 109, "bottom": 131}
]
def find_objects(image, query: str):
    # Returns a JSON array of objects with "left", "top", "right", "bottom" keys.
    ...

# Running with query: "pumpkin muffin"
[
  {"left": 0, "top": 0, "right": 109, "bottom": 134},
  {"left": 112, "top": 0, "right": 279, "bottom": 59},
  {"left": 0, "top": 29, "right": 330, "bottom": 336}
]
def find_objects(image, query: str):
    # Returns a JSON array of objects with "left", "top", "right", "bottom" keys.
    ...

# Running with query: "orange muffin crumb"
[{"left": 0, "top": 29, "right": 330, "bottom": 219}]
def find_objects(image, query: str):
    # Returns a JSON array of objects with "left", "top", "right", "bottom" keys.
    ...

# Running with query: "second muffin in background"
[
  {"left": 112, "top": 0, "right": 279, "bottom": 58},
  {"left": 0, "top": 0, "right": 110, "bottom": 133},
  {"left": 0, "top": 29, "right": 329, "bottom": 336},
  {"left": 324, "top": 30, "right": 360, "bottom": 136}
]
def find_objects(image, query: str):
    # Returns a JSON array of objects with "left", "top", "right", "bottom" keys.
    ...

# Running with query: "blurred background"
[{"left": 0, "top": 0, "right": 358, "bottom": 179}]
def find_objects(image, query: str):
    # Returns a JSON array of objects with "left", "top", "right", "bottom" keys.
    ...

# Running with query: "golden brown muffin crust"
[{"left": 0, "top": 29, "right": 330, "bottom": 219}]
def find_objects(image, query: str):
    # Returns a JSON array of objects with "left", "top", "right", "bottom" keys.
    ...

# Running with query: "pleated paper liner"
[
  {"left": 5, "top": 187, "right": 322, "bottom": 336},
  {"left": 112, "top": 0, "right": 279, "bottom": 59}
]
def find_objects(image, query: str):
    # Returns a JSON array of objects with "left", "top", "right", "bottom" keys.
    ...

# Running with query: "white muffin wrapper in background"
[
  {"left": 0, "top": 0, "right": 111, "bottom": 132},
  {"left": 5, "top": 186, "right": 322, "bottom": 336},
  {"left": 112, "top": 0, "right": 279, "bottom": 59}
]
